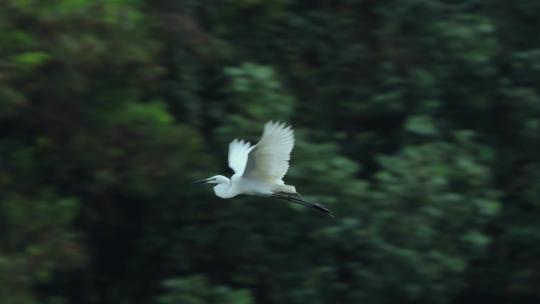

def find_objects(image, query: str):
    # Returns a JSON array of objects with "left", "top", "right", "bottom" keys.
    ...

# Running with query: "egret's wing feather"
[
  {"left": 244, "top": 121, "right": 294, "bottom": 182},
  {"left": 228, "top": 139, "right": 252, "bottom": 175}
]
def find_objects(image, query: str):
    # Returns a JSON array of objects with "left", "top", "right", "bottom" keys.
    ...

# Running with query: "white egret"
[{"left": 193, "top": 121, "right": 333, "bottom": 217}]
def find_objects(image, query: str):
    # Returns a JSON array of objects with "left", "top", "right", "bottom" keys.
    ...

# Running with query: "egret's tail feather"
[
  {"left": 272, "top": 193, "right": 334, "bottom": 217},
  {"left": 293, "top": 191, "right": 305, "bottom": 200},
  {"left": 277, "top": 184, "right": 296, "bottom": 194}
]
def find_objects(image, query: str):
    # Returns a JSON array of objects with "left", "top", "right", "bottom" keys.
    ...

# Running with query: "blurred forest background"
[{"left": 1, "top": 0, "right": 540, "bottom": 303}]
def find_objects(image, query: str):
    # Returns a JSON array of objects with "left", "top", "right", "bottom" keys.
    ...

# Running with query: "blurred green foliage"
[
  {"left": 157, "top": 275, "right": 253, "bottom": 304},
  {"left": 1, "top": 0, "right": 539, "bottom": 303}
]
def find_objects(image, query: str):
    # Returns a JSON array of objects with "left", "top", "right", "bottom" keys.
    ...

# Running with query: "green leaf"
[
  {"left": 14, "top": 51, "right": 51, "bottom": 68},
  {"left": 405, "top": 115, "right": 438, "bottom": 135}
]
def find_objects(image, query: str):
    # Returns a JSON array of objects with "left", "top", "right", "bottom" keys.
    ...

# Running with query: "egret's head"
[
  {"left": 192, "top": 175, "right": 234, "bottom": 199},
  {"left": 192, "top": 175, "right": 229, "bottom": 185}
]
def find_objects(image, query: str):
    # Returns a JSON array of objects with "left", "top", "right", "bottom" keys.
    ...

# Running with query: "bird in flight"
[{"left": 193, "top": 121, "right": 333, "bottom": 217}]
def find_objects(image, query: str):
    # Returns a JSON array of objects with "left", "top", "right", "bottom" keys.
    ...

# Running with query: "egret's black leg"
[{"left": 272, "top": 193, "right": 334, "bottom": 217}]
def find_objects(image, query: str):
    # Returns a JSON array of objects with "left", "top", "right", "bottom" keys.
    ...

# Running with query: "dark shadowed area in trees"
[{"left": 1, "top": 1, "right": 539, "bottom": 303}]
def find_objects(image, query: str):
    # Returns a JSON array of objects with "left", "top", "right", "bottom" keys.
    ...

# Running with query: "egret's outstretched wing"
[
  {"left": 244, "top": 121, "right": 295, "bottom": 182},
  {"left": 228, "top": 139, "right": 252, "bottom": 175}
]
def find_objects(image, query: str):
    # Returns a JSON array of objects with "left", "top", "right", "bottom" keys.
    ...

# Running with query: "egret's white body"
[
  {"left": 207, "top": 121, "right": 297, "bottom": 198},
  {"left": 194, "top": 121, "right": 332, "bottom": 216}
]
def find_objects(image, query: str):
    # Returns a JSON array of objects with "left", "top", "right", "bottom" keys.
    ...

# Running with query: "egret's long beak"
[{"left": 192, "top": 178, "right": 210, "bottom": 184}]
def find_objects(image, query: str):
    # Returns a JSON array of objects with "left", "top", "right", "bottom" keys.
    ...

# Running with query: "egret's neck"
[{"left": 213, "top": 178, "right": 238, "bottom": 199}]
